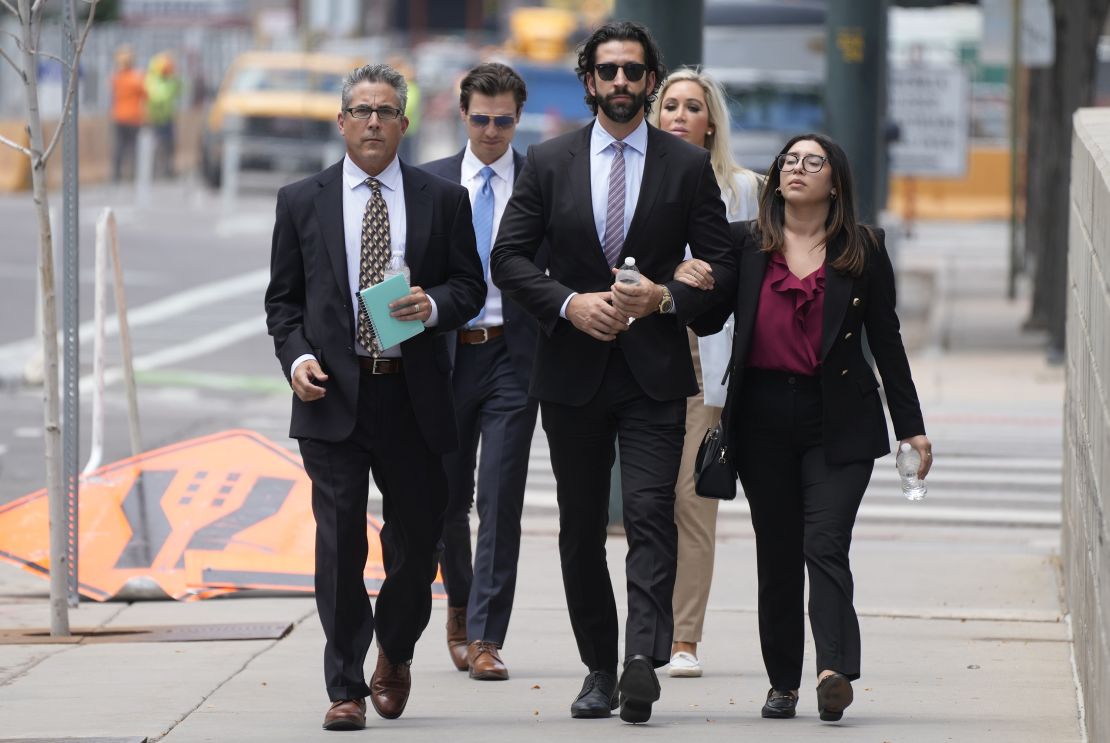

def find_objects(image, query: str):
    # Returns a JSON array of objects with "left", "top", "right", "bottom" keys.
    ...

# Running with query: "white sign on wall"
[{"left": 889, "top": 66, "right": 970, "bottom": 178}]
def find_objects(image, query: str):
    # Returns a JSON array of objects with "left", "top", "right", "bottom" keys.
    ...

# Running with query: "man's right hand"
[
  {"left": 567, "top": 292, "right": 629, "bottom": 341},
  {"left": 291, "top": 359, "right": 328, "bottom": 402}
]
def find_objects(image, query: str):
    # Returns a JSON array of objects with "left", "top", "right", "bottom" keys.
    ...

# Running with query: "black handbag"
[{"left": 694, "top": 355, "right": 737, "bottom": 500}]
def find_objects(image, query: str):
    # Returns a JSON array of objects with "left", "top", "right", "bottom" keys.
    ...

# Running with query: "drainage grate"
[{"left": 0, "top": 621, "right": 292, "bottom": 645}]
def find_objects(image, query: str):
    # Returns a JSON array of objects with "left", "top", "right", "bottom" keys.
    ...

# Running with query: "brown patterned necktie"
[{"left": 357, "top": 176, "right": 391, "bottom": 356}]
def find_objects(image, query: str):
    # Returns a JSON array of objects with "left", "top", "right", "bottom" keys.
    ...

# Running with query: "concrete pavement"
[{"left": 0, "top": 220, "right": 1082, "bottom": 742}]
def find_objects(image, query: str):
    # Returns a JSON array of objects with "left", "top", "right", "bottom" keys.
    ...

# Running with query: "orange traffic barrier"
[{"left": 0, "top": 429, "right": 445, "bottom": 601}]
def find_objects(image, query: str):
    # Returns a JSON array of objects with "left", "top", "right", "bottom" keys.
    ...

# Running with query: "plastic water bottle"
[
  {"left": 616, "top": 256, "right": 640, "bottom": 285},
  {"left": 897, "top": 442, "right": 927, "bottom": 501},
  {"left": 614, "top": 257, "right": 640, "bottom": 325},
  {"left": 384, "top": 249, "right": 410, "bottom": 285}
]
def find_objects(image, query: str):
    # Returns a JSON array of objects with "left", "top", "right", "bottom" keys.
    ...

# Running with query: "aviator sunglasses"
[
  {"left": 594, "top": 62, "right": 647, "bottom": 82},
  {"left": 468, "top": 113, "right": 517, "bottom": 129}
]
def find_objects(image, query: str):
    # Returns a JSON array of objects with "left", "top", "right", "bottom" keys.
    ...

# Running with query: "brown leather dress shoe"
[
  {"left": 322, "top": 698, "right": 366, "bottom": 731},
  {"left": 446, "top": 606, "right": 469, "bottom": 671},
  {"left": 466, "top": 640, "right": 509, "bottom": 680},
  {"left": 370, "top": 649, "right": 412, "bottom": 720}
]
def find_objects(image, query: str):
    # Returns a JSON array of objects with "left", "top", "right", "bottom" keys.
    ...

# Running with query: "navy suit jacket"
[{"left": 419, "top": 148, "right": 548, "bottom": 390}]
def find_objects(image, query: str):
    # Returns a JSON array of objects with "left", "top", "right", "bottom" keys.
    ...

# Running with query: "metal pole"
[
  {"left": 84, "top": 211, "right": 110, "bottom": 476},
  {"left": 108, "top": 213, "right": 143, "bottom": 459},
  {"left": 825, "top": 0, "right": 888, "bottom": 225},
  {"left": 61, "top": 0, "right": 80, "bottom": 609},
  {"left": 1007, "top": 0, "right": 1023, "bottom": 299}
]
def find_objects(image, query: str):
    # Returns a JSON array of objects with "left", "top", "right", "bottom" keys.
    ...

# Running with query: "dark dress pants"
[
  {"left": 439, "top": 336, "right": 538, "bottom": 644},
  {"left": 299, "top": 371, "right": 448, "bottom": 702},
  {"left": 732, "top": 369, "right": 873, "bottom": 691},
  {"left": 541, "top": 348, "right": 685, "bottom": 674}
]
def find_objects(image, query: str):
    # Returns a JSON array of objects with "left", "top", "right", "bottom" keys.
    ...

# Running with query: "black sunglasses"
[
  {"left": 594, "top": 62, "right": 647, "bottom": 82},
  {"left": 345, "top": 105, "right": 403, "bottom": 121},
  {"left": 468, "top": 113, "right": 516, "bottom": 129}
]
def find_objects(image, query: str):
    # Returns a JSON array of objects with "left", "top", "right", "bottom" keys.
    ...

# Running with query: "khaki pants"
[{"left": 672, "top": 330, "right": 722, "bottom": 643}]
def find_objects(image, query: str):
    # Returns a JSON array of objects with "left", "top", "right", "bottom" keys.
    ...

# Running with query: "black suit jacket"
[
  {"left": 264, "top": 159, "right": 487, "bottom": 452},
  {"left": 705, "top": 221, "right": 925, "bottom": 465},
  {"left": 418, "top": 148, "right": 548, "bottom": 390},
  {"left": 489, "top": 121, "right": 736, "bottom": 405}
]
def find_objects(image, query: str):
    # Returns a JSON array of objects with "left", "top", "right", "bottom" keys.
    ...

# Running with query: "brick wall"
[{"left": 1064, "top": 107, "right": 1110, "bottom": 743}]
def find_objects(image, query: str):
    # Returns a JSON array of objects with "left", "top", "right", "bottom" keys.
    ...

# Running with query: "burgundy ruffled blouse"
[{"left": 746, "top": 252, "right": 826, "bottom": 376}]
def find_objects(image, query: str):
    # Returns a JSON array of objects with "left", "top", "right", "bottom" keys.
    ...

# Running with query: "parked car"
[{"left": 200, "top": 51, "right": 361, "bottom": 187}]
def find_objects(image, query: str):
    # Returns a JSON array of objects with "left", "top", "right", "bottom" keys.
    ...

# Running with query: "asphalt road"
[{"left": 0, "top": 176, "right": 295, "bottom": 506}]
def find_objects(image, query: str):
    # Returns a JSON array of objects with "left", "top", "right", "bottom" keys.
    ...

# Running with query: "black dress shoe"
[
  {"left": 618, "top": 654, "right": 661, "bottom": 724},
  {"left": 816, "top": 672, "right": 853, "bottom": 721},
  {"left": 570, "top": 670, "right": 618, "bottom": 718},
  {"left": 761, "top": 688, "right": 798, "bottom": 719}
]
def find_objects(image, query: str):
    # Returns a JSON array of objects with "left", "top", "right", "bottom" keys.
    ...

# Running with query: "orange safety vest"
[{"left": 111, "top": 69, "right": 146, "bottom": 126}]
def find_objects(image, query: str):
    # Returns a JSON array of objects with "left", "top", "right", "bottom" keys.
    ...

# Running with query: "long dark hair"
[
  {"left": 756, "top": 132, "right": 874, "bottom": 277},
  {"left": 575, "top": 20, "right": 666, "bottom": 116}
]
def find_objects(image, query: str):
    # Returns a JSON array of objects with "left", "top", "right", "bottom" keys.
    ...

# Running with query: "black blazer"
[
  {"left": 418, "top": 148, "right": 549, "bottom": 390},
  {"left": 264, "top": 159, "right": 487, "bottom": 452},
  {"left": 490, "top": 121, "right": 737, "bottom": 405},
  {"left": 708, "top": 221, "right": 925, "bottom": 465}
]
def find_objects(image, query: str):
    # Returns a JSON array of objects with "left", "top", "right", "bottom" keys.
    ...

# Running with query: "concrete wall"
[{"left": 1064, "top": 107, "right": 1110, "bottom": 743}]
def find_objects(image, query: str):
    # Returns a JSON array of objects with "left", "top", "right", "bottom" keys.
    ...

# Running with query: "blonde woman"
[{"left": 648, "top": 67, "right": 760, "bottom": 678}]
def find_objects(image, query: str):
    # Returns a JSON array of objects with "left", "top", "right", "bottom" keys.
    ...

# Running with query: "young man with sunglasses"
[
  {"left": 490, "top": 22, "right": 736, "bottom": 724},
  {"left": 265, "top": 63, "right": 485, "bottom": 731},
  {"left": 419, "top": 62, "right": 546, "bottom": 683}
]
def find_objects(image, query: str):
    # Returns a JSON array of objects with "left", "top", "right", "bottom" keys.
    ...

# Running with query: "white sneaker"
[{"left": 667, "top": 651, "right": 703, "bottom": 678}]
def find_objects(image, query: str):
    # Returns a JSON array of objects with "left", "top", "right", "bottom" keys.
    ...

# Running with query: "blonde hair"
[{"left": 648, "top": 67, "right": 760, "bottom": 215}]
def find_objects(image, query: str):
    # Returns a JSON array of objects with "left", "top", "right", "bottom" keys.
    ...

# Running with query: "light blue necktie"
[{"left": 471, "top": 165, "right": 495, "bottom": 324}]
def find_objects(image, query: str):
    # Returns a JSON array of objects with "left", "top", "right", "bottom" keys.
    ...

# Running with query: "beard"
[{"left": 598, "top": 87, "right": 646, "bottom": 124}]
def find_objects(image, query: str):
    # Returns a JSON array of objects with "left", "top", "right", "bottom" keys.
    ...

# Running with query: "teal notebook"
[{"left": 358, "top": 274, "right": 424, "bottom": 351}]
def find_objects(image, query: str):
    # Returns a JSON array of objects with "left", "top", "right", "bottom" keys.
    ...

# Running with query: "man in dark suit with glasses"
[{"left": 265, "top": 63, "right": 485, "bottom": 732}]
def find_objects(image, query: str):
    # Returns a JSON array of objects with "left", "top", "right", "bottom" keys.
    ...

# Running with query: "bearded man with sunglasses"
[
  {"left": 420, "top": 62, "right": 546, "bottom": 683},
  {"left": 490, "top": 21, "right": 736, "bottom": 724},
  {"left": 265, "top": 63, "right": 485, "bottom": 731}
]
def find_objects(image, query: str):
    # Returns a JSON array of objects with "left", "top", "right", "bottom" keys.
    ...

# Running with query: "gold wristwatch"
[{"left": 657, "top": 285, "right": 674, "bottom": 314}]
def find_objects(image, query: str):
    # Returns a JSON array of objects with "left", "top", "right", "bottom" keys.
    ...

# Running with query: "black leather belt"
[
  {"left": 458, "top": 326, "right": 504, "bottom": 345},
  {"left": 358, "top": 357, "right": 403, "bottom": 374}
]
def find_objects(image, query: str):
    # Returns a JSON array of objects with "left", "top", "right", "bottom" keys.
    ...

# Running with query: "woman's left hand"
[
  {"left": 673, "top": 259, "right": 715, "bottom": 290},
  {"left": 901, "top": 434, "right": 933, "bottom": 479}
]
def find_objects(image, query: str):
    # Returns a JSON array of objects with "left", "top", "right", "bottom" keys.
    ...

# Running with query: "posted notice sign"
[{"left": 889, "top": 66, "right": 970, "bottom": 178}]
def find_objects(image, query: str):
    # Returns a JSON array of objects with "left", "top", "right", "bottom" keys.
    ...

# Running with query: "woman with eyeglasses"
[
  {"left": 646, "top": 67, "right": 760, "bottom": 680},
  {"left": 688, "top": 132, "right": 932, "bottom": 722}
]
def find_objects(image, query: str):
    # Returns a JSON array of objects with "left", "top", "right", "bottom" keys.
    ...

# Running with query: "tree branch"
[
  {"left": 32, "top": 49, "right": 67, "bottom": 68},
  {"left": 0, "top": 0, "right": 18, "bottom": 18},
  {"left": 0, "top": 131, "right": 32, "bottom": 157},
  {"left": 0, "top": 45, "right": 23, "bottom": 78},
  {"left": 40, "top": 0, "right": 99, "bottom": 163}
]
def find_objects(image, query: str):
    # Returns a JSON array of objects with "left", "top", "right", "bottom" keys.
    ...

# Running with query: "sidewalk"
[{"left": 0, "top": 221, "right": 1081, "bottom": 742}]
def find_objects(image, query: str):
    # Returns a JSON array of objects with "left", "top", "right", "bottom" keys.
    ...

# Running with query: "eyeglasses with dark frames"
[
  {"left": 777, "top": 153, "right": 828, "bottom": 174},
  {"left": 468, "top": 113, "right": 517, "bottom": 129},
  {"left": 344, "top": 105, "right": 403, "bottom": 121},
  {"left": 594, "top": 62, "right": 647, "bottom": 82}
]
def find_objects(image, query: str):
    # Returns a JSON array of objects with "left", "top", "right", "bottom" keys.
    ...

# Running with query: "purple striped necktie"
[{"left": 602, "top": 140, "right": 626, "bottom": 268}]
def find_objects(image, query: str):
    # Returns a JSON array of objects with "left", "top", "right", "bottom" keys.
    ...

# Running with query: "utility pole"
[{"left": 824, "top": 0, "right": 889, "bottom": 224}]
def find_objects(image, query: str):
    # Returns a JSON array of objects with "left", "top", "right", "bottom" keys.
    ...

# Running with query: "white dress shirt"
[
  {"left": 290, "top": 153, "right": 438, "bottom": 377},
  {"left": 461, "top": 143, "right": 515, "bottom": 328},
  {"left": 560, "top": 118, "right": 649, "bottom": 318}
]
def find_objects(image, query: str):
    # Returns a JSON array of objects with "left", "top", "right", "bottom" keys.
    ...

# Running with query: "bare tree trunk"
[
  {"left": 17, "top": 0, "right": 68, "bottom": 636},
  {"left": 1024, "top": 66, "right": 1051, "bottom": 331},
  {"left": 1027, "top": 0, "right": 1110, "bottom": 356}
]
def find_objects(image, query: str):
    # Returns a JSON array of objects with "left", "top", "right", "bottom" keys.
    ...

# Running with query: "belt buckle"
[
  {"left": 370, "top": 359, "right": 390, "bottom": 375},
  {"left": 476, "top": 327, "right": 490, "bottom": 343}
]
